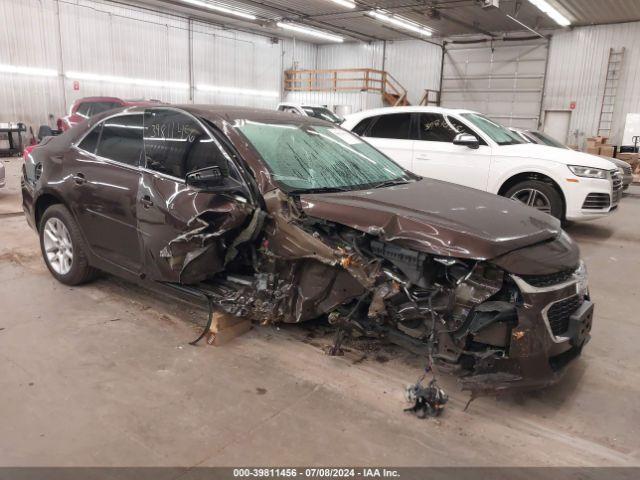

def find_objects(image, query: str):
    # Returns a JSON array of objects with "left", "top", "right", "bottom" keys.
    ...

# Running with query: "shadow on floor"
[{"left": 565, "top": 221, "right": 614, "bottom": 242}]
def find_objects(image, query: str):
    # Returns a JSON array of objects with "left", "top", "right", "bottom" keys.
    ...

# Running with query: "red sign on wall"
[
  {"left": 569, "top": 101, "right": 577, "bottom": 110},
  {"left": 73, "top": 80, "right": 80, "bottom": 91}
]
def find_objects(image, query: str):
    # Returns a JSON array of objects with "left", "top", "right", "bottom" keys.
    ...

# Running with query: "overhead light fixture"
[
  {"left": 197, "top": 84, "right": 279, "bottom": 97},
  {"left": 276, "top": 22, "right": 344, "bottom": 43},
  {"left": 178, "top": 0, "right": 257, "bottom": 20},
  {"left": 326, "top": 0, "right": 356, "bottom": 8},
  {"left": 527, "top": 0, "right": 571, "bottom": 26},
  {"left": 0, "top": 64, "right": 58, "bottom": 77},
  {"left": 65, "top": 71, "right": 189, "bottom": 89},
  {"left": 367, "top": 10, "right": 433, "bottom": 37}
]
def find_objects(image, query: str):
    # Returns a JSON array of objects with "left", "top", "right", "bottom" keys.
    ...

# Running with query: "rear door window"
[
  {"left": 78, "top": 124, "right": 102, "bottom": 153},
  {"left": 143, "top": 108, "right": 230, "bottom": 179},
  {"left": 366, "top": 113, "right": 413, "bottom": 140},
  {"left": 95, "top": 114, "right": 144, "bottom": 166},
  {"left": 351, "top": 117, "right": 374, "bottom": 136}
]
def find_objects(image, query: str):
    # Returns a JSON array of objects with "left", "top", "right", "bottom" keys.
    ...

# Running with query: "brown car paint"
[{"left": 22, "top": 105, "right": 592, "bottom": 394}]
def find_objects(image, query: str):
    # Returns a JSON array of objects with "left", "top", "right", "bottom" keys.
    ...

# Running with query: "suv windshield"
[
  {"left": 301, "top": 107, "right": 343, "bottom": 124},
  {"left": 236, "top": 121, "right": 413, "bottom": 193},
  {"left": 461, "top": 113, "right": 525, "bottom": 146},
  {"left": 529, "top": 130, "right": 568, "bottom": 149}
]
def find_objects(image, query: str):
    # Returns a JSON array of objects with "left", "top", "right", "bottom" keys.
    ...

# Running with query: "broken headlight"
[{"left": 575, "top": 259, "right": 589, "bottom": 298}]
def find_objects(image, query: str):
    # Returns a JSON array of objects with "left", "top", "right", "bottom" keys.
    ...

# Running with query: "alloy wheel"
[
  {"left": 43, "top": 217, "right": 74, "bottom": 275},
  {"left": 510, "top": 188, "right": 552, "bottom": 214}
]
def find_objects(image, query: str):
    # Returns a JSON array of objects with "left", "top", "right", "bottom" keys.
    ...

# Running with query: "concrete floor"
[{"left": 1, "top": 156, "right": 639, "bottom": 467}]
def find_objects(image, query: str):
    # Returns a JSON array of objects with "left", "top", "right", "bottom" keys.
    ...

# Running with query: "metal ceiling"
[{"left": 130, "top": 0, "right": 640, "bottom": 43}]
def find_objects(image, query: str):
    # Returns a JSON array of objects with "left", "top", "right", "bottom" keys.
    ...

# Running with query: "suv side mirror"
[
  {"left": 186, "top": 166, "right": 226, "bottom": 188},
  {"left": 453, "top": 133, "right": 480, "bottom": 149}
]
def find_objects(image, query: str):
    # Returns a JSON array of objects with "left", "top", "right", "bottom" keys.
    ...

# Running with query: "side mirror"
[
  {"left": 186, "top": 166, "right": 226, "bottom": 188},
  {"left": 453, "top": 133, "right": 480, "bottom": 149}
]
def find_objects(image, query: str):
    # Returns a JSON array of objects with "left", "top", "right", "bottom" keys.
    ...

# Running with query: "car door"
[
  {"left": 137, "top": 108, "right": 253, "bottom": 284},
  {"left": 69, "top": 113, "right": 145, "bottom": 274},
  {"left": 412, "top": 113, "right": 492, "bottom": 191},
  {"left": 358, "top": 113, "right": 415, "bottom": 170}
]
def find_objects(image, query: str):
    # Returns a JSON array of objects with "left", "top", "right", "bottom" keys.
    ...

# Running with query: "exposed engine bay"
[{"left": 166, "top": 189, "right": 558, "bottom": 396}]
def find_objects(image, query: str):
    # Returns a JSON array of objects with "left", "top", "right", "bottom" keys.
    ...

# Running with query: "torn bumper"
[{"left": 461, "top": 275, "right": 593, "bottom": 394}]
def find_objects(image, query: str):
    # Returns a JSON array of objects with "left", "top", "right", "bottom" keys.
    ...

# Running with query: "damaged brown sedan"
[{"left": 22, "top": 105, "right": 593, "bottom": 393}]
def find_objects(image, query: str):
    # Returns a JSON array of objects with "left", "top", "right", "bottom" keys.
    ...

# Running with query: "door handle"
[
  {"left": 72, "top": 173, "right": 86, "bottom": 185},
  {"left": 415, "top": 154, "right": 432, "bottom": 161},
  {"left": 140, "top": 195, "right": 154, "bottom": 209}
]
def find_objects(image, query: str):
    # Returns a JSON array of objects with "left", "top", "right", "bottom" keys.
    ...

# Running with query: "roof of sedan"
[
  {"left": 177, "top": 104, "right": 332, "bottom": 126},
  {"left": 92, "top": 104, "right": 335, "bottom": 128}
]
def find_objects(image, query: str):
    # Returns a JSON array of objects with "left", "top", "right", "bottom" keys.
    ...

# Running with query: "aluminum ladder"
[{"left": 597, "top": 48, "right": 625, "bottom": 137}]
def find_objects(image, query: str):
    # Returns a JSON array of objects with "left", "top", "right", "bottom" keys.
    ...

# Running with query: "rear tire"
[
  {"left": 504, "top": 180, "right": 564, "bottom": 220},
  {"left": 39, "top": 204, "right": 98, "bottom": 285}
]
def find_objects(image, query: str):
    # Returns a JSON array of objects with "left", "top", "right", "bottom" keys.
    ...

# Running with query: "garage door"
[{"left": 440, "top": 39, "right": 548, "bottom": 130}]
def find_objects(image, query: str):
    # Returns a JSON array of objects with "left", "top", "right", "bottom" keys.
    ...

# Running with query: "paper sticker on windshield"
[{"left": 328, "top": 128, "right": 363, "bottom": 145}]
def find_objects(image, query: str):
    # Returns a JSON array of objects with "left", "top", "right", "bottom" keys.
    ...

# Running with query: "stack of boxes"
[
  {"left": 585, "top": 136, "right": 615, "bottom": 157},
  {"left": 585, "top": 136, "right": 639, "bottom": 181},
  {"left": 617, "top": 151, "right": 640, "bottom": 172}
]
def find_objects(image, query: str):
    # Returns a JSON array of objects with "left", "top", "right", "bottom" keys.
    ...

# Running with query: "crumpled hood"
[
  {"left": 300, "top": 178, "right": 561, "bottom": 260},
  {"left": 498, "top": 144, "right": 618, "bottom": 169}
]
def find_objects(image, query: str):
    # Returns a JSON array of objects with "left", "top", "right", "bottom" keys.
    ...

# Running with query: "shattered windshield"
[
  {"left": 236, "top": 121, "right": 413, "bottom": 193},
  {"left": 301, "top": 107, "right": 343, "bottom": 124},
  {"left": 461, "top": 113, "right": 525, "bottom": 146}
]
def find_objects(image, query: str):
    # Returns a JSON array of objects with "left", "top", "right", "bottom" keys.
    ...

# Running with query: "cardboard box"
[
  {"left": 617, "top": 153, "right": 640, "bottom": 169},
  {"left": 586, "top": 146, "right": 601, "bottom": 155},
  {"left": 600, "top": 145, "right": 615, "bottom": 157},
  {"left": 586, "top": 138, "right": 599, "bottom": 149},
  {"left": 586, "top": 136, "right": 609, "bottom": 148},
  {"left": 567, "top": 144, "right": 579, "bottom": 151}
]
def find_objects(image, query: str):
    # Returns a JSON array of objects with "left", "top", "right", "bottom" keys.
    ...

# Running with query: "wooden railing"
[
  {"left": 418, "top": 89, "right": 441, "bottom": 106},
  {"left": 284, "top": 68, "right": 410, "bottom": 107}
]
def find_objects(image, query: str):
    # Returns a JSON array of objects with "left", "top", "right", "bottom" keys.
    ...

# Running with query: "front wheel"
[
  {"left": 39, "top": 204, "right": 97, "bottom": 285},
  {"left": 504, "top": 180, "right": 564, "bottom": 220}
]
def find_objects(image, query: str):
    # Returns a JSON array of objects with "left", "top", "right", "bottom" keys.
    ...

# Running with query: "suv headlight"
[
  {"left": 568, "top": 165, "right": 608, "bottom": 179},
  {"left": 575, "top": 260, "right": 589, "bottom": 298}
]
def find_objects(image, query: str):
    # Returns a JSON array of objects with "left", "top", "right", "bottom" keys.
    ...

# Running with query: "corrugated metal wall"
[
  {"left": 287, "top": 40, "right": 442, "bottom": 112},
  {"left": 0, "top": 0, "right": 64, "bottom": 128},
  {"left": 316, "top": 42, "right": 385, "bottom": 70},
  {"left": 0, "top": 0, "right": 317, "bottom": 129},
  {"left": 3, "top": 0, "right": 640, "bottom": 143},
  {"left": 384, "top": 40, "right": 442, "bottom": 105},
  {"left": 544, "top": 21, "right": 640, "bottom": 146}
]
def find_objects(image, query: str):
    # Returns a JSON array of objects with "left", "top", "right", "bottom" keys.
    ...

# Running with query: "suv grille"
[
  {"left": 611, "top": 169, "right": 623, "bottom": 205},
  {"left": 521, "top": 268, "right": 576, "bottom": 288},
  {"left": 547, "top": 295, "right": 582, "bottom": 336},
  {"left": 582, "top": 193, "right": 610, "bottom": 209}
]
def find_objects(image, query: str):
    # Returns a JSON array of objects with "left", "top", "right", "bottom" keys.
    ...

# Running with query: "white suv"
[
  {"left": 277, "top": 103, "right": 344, "bottom": 124},
  {"left": 342, "top": 106, "right": 621, "bottom": 222}
]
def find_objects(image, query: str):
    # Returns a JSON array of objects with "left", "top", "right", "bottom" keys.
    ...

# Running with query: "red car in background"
[{"left": 57, "top": 96, "right": 164, "bottom": 131}]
